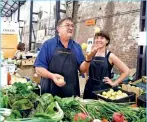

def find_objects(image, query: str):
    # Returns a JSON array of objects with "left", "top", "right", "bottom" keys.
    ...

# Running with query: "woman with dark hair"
[
  {"left": 83, "top": 31, "right": 130, "bottom": 99},
  {"left": 14, "top": 42, "right": 25, "bottom": 59}
]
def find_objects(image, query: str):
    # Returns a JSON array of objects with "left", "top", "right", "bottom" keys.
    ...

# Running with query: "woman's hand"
[{"left": 103, "top": 77, "right": 118, "bottom": 87}]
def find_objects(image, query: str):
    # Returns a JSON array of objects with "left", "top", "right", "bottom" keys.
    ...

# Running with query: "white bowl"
[{"left": 0, "top": 108, "right": 12, "bottom": 117}]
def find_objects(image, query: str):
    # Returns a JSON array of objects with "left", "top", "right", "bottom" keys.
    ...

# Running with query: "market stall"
[
  {"left": 0, "top": 80, "right": 146, "bottom": 122},
  {"left": 0, "top": 1, "right": 146, "bottom": 122},
  {"left": 1, "top": 51, "right": 40, "bottom": 85}
]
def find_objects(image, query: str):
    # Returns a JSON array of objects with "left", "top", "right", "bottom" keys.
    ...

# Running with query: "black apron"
[
  {"left": 83, "top": 51, "right": 112, "bottom": 99},
  {"left": 40, "top": 42, "right": 80, "bottom": 98}
]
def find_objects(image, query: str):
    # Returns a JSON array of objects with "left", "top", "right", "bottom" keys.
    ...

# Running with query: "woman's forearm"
[{"left": 114, "top": 70, "right": 130, "bottom": 86}]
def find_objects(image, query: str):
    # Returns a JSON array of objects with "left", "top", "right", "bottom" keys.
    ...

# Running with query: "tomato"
[
  {"left": 112, "top": 112, "right": 125, "bottom": 122},
  {"left": 74, "top": 113, "right": 88, "bottom": 121},
  {"left": 102, "top": 118, "right": 109, "bottom": 122}
]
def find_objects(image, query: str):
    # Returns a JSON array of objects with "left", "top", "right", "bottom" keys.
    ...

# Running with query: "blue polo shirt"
[{"left": 34, "top": 36, "right": 85, "bottom": 70}]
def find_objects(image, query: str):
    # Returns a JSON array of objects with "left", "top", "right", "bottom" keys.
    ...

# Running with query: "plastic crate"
[
  {"left": 93, "top": 87, "right": 136, "bottom": 103},
  {"left": 137, "top": 93, "right": 146, "bottom": 107}
]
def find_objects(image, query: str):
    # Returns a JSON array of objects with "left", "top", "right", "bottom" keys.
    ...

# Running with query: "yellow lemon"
[
  {"left": 94, "top": 27, "right": 100, "bottom": 33},
  {"left": 81, "top": 43, "right": 87, "bottom": 50}
]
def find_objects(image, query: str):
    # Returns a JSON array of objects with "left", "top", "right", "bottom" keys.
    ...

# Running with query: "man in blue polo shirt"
[{"left": 34, "top": 17, "right": 97, "bottom": 97}]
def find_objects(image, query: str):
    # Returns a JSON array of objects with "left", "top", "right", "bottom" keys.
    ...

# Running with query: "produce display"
[
  {"left": 3, "top": 59, "right": 21, "bottom": 65},
  {"left": 0, "top": 82, "right": 146, "bottom": 122},
  {"left": 82, "top": 100, "right": 146, "bottom": 122},
  {"left": 135, "top": 82, "right": 146, "bottom": 91},
  {"left": 10, "top": 75, "right": 27, "bottom": 84},
  {"left": 98, "top": 89, "right": 128, "bottom": 100}
]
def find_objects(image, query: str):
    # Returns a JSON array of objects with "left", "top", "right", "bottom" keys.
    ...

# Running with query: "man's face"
[{"left": 57, "top": 20, "right": 74, "bottom": 38}]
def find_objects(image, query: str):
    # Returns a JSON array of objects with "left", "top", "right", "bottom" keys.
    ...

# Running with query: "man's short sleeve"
[{"left": 34, "top": 41, "right": 50, "bottom": 70}]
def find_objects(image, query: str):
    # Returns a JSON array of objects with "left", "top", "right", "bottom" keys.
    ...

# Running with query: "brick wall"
[{"left": 67, "top": 1, "right": 140, "bottom": 73}]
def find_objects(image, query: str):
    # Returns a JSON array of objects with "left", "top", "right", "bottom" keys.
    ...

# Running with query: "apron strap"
[{"left": 106, "top": 51, "right": 111, "bottom": 58}]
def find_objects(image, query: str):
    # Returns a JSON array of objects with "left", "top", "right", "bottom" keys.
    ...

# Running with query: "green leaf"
[
  {"left": 12, "top": 99, "right": 33, "bottom": 110},
  {"left": 45, "top": 102, "right": 56, "bottom": 114}
]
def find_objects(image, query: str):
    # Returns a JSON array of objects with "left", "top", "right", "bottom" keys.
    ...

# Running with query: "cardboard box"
[
  {"left": 16, "top": 67, "right": 41, "bottom": 84},
  {"left": 17, "top": 67, "right": 35, "bottom": 80},
  {"left": 122, "top": 84, "right": 142, "bottom": 103},
  {"left": 21, "top": 58, "right": 36, "bottom": 66}
]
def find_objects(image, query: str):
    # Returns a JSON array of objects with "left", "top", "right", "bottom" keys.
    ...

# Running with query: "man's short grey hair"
[{"left": 57, "top": 17, "right": 73, "bottom": 27}]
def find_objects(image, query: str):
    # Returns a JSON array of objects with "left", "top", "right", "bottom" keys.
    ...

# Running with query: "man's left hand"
[{"left": 86, "top": 47, "right": 98, "bottom": 61}]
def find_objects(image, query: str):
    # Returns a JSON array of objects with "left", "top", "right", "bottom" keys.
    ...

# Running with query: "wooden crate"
[{"left": 122, "top": 84, "right": 142, "bottom": 103}]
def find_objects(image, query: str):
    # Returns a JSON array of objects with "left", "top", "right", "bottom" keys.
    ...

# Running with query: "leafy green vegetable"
[
  {"left": 51, "top": 102, "right": 64, "bottom": 121},
  {"left": 34, "top": 102, "right": 64, "bottom": 121},
  {"left": 3, "top": 85, "right": 16, "bottom": 94},
  {"left": 35, "top": 103, "right": 44, "bottom": 113},
  {"left": 25, "top": 92, "right": 38, "bottom": 103},
  {"left": 12, "top": 99, "right": 33, "bottom": 110},
  {"left": 36, "top": 93, "right": 54, "bottom": 111},
  {"left": 45, "top": 102, "right": 56, "bottom": 115},
  {"left": 5, "top": 82, "right": 29, "bottom": 96},
  {"left": 34, "top": 113, "right": 52, "bottom": 119},
  {"left": 57, "top": 96, "right": 79, "bottom": 107},
  {"left": 8, "top": 94, "right": 22, "bottom": 106},
  {"left": 40, "top": 93, "right": 54, "bottom": 106},
  {"left": 5, "top": 83, "right": 39, "bottom": 119},
  {"left": 27, "top": 86, "right": 33, "bottom": 91},
  {"left": 5, "top": 117, "right": 55, "bottom": 122},
  {"left": 0, "top": 91, "right": 8, "bottom": 108},
  {"left": 6, "top": 110, "right": 22, "bottom": 120},
  {"left": 54, "top": 96, "right": 89, "bottom": 121},
  {"left": 54, "top": 95, "right": 62, "bottom": 102}
]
